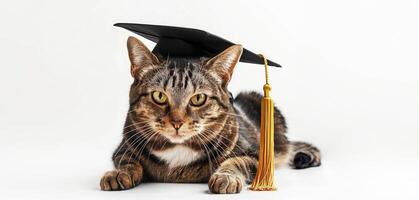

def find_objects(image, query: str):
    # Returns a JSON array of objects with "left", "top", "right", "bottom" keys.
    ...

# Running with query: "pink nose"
[
  {"left": 170, "top": 120, "right": 184, "bottom": 130},
  {"left": 169, "top": 110, "right": 185, "bottom": 130}
]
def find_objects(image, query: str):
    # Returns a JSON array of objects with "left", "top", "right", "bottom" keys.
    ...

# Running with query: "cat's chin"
[{"left": 165, "top": 134, "right": 190, "bottom": 144}]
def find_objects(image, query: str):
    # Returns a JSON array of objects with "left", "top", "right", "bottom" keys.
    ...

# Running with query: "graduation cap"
[
  {"left": 115, "top": 23, "right": 278, "bottom": 191},
  {"left": 114, "top": 23, "right": 281, "bottom": 67}
]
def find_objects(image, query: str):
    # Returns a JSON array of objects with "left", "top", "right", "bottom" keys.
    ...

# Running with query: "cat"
[{"left": 100, "top": 36, "right": 321, "bottom": 194}]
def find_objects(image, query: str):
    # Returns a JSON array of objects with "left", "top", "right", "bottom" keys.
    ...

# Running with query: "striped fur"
[{"left": 100, "top": 37, "right": 321, "bottom": 193}]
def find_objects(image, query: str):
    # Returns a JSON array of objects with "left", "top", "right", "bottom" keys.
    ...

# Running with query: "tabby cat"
[{"left": 100, "top": 36, "right": 321, "bottom": 194}]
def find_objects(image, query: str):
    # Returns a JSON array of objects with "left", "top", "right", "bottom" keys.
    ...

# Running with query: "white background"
[{"left": 1, "top": 0, "right": 418, "bottom": 199}]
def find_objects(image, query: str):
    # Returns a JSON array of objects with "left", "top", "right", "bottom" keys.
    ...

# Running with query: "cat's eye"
[
  {"left": 190, "top": 93, "right": 207, "bottom": 107},
  {"left": 152, "top": 91, "right": 168, "bottom": 105}
]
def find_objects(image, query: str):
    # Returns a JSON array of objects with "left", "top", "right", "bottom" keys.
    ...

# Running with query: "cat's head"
[{"left": 126, "top": 36, "right": 242, "bottom": 145}]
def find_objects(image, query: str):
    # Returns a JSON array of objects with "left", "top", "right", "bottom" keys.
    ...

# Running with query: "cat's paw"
[
  {"left": 100, "top": 170, "right": 140, "bottom": 191},
  {"left": 208, "top": 172, "right": 244, "bottom": 194}
]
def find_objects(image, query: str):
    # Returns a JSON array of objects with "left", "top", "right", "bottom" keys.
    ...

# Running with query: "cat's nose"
[{"left": 170, "top": 120, "right": 184, "bottom": 130}]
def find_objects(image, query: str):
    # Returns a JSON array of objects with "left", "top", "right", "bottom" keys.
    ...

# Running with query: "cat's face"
[
  {"left": 126, "top": 37, "right": 243, "bottom": 145},
  {"left": 130, "top": 60, "right": 228, "bottom": 144}
]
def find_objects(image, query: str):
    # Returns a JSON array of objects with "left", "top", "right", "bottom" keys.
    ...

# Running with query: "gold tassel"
[{"left": 249, "top": 54, "right": 276, "bottom": 191}]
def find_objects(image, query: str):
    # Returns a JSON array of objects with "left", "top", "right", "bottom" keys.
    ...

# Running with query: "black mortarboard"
[{"left": 114, "top": 23, "right": 281, "bottom": 67}]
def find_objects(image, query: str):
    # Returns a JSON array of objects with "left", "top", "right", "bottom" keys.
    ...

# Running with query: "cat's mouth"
[{"left": 171, "top": 133, "right": 183, "bottom": 138}]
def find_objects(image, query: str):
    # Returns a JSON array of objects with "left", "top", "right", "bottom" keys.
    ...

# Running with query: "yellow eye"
[
  {"left": 190, "top": 93, "right": 207, "bottom": 106},
  {"left": 152, "top": 91, "right": 168, "bottom": 105}
]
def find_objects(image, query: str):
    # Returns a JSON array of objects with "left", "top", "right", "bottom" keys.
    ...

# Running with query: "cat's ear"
[
  {"left": 127, "top": 36, "right": 159, "bottom": 78},
  {"left": 205, "top": 44, "right": 243, "bottom": 85}
]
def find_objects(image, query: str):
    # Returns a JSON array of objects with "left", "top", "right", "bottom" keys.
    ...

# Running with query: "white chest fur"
[{"left": 152, "top": 145, "right": 202, "bottom": 168}]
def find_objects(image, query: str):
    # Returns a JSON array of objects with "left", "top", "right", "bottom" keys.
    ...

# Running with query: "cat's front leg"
[
  {"left": 100, "top": 162, "right": 144, "bottom": 191},
  {"left": 208, "top": 156, "right": 257, "bottom": 194}
]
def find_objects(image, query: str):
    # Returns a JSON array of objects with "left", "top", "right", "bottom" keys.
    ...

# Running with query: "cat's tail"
[{"left": 234, "top": 91, "right": 321, "bottom": 169}]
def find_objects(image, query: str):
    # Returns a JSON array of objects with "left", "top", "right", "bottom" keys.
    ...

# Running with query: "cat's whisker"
[
  {"left": 126, "top": 109, "right": 137, "bottom": 114},
  {"left": 113, "top": 131, "right": 140, "bottom": 159},
  {"left": 203, "top": 129, "right": 249, "bottom": 157},
  {"left": 206, "top": 122, "right": 257, "bottom": 132},
  {"left": 116, "top": 136, "right": 143, "bottom": 168},
  {"left": 117, "top": 131, "right": 153, "bottom": 168},
  {"left": 158, "top": 134, "right": 170, "bottom": 153},
  {"left": 123, "top": 140, "right": 146, "bottom": 168},
  {"left": 126, "top": 136, "right": 150, "bottom": 165},
  {"left": 199, "top": 131, "right": 228, "bottom": 158},
  {"left": 147, "top": 131, "right": 162, "bottom": 159},
  {"left": 117, "top": 128, "right": 155, "bottom": 168},
  {"left": 122, "top": 121, "right": 151, "bottom": 130},
  {"left": 113, "top": 125, "right": 154, "bottom": 164},
  {"left": 201, "top": 130, "right": 240, "bottom": 160},
  {"left": 208, "top": 130, "right": 249, "bottom": 156},
  {"left": 125, "top": 130, "right": 157, "bottom": 167},
  {"left": 193, "top": 134, "right": 213, "bottom": 163},
  {"left": 194, "top": 133, "right": 220, "bottom": 169},
  {"left": 122, "top": 123, "right": 152, "bottom": 135},
  {"left": 135, "top": 130, "right": 160, "bottom": 161},
  {"left": 218, "top": 111, "right": 246, "bottom": 117},
  {"left": 198, "top": 130, "right": 235, "bottom": 164}
]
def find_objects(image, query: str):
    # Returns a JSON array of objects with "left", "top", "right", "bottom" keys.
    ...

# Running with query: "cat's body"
[{"left": 100, "top": 37, "right": 321, "bottom": 193}]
